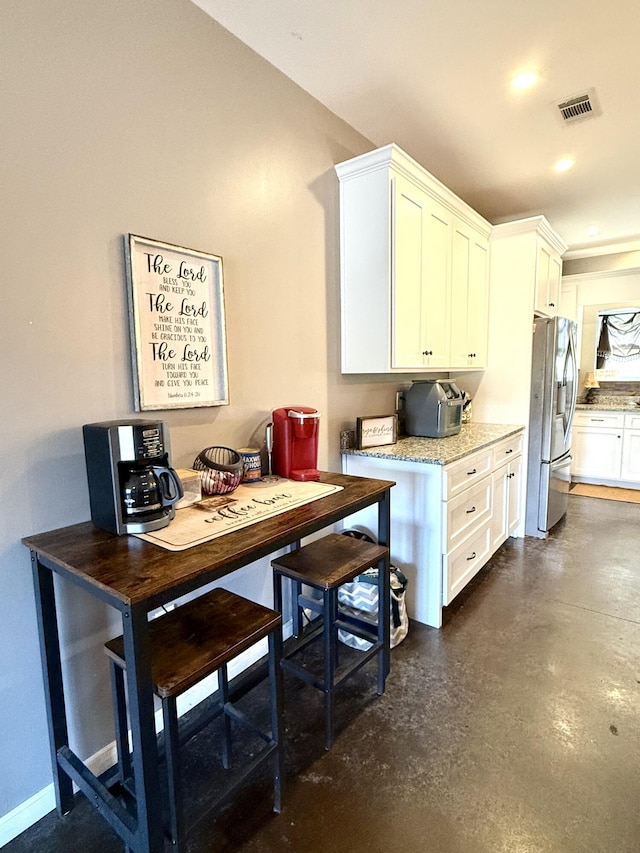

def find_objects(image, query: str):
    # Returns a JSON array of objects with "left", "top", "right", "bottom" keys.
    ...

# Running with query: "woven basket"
[{"left": 192, "top": 446, "right": 244, "bottom": 495}]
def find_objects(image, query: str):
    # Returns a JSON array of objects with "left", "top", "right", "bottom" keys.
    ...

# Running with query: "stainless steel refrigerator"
[{"left": 525, "top": 315, "right": 578, "bottom": 538}]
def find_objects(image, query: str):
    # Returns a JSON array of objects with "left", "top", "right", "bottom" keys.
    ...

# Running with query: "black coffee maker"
[{"left": 83, "top": 419, "right": 183, "bottom": 535}]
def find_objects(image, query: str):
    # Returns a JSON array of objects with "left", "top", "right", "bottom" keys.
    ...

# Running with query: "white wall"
[{"left": 0, "top": 0, "right": 409, "bottom": 833}]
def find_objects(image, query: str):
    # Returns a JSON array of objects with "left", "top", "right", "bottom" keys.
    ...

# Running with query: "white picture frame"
[{"left": 125, "top": 234, "right": 229, "bottom": 410}]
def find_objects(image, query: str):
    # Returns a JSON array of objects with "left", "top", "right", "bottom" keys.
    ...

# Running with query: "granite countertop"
[
  {"left": 341, "top": 422, "right": 524, "bottom": 466},
  {"left": 576, "top": 401, "right": 640, "bottom": 412},
  {"left": 576, "top": 394, "right": 640, "bottom": 412}
]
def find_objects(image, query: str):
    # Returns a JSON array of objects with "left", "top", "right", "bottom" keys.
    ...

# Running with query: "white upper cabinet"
[
  {"left": 450, "top": 216, "right": 489, "bottom": 369},
  {"left": 336, "top": 144, "right": 491, "bottom": 374},
  {"left": 489, "top": 218, "right": 567, "bottom": 323},
  {"left": 391, "top": 174, "right": 451, "bottom": 369},
  {"left": 535, "top": 240, "right": 562, "bottom": 316}
]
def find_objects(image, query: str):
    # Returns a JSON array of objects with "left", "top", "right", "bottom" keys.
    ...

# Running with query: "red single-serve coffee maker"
[{"left": 272, "top": 406, "right": 320, "bottom": 481}]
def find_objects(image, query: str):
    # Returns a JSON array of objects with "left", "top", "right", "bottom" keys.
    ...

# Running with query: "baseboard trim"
[{"left": 0, "top": 784, "right": 56, "bottom": 848}]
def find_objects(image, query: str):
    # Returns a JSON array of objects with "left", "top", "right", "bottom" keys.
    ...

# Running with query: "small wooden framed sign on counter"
[
  {"left": 356, "top": 414, "right": 398, "bottom": 449},
  {"left": 125, "top": 234, "right": 229, "bottom": 411}
]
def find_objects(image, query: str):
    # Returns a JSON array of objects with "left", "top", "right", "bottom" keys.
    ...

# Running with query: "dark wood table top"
[{"left": 23, "top": 472, "right": 394, "bottom": 610}]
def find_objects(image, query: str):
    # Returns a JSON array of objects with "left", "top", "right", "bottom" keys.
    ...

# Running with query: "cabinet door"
[
  {"left": 547, "top": 255, "right": 561, "bottom": 315},
  {"left": 420, "top": 197, "right": 452, "bottom": 368},
  {"left": 572, "top": 426, "right": 623, "bottom": 479},
  {"left": 391, "top": 177, "right": 450, "bottom": 369},
  {"left": 467, "top": 235, "right": 489, "bottom": 367},
  {"left": 535, "top": 242, "right": 551, "bottom": 314},
  {"left": 391, "top": 175, "right": 430, "bottom": 369},
  {"left": 449, "top": 220, "right": 471, "bottom": 368},
  {"left": 491, "top": 454, "right": 522, "bottom": 548},
  {"left": 507, "top": 454, "right": 523, "bottom": 535},
  {"left": 535, "top": 241, "right": 562, "bottom": 316},
  {"left": 491, "top": 466, "right": 508, "bottom": 551},
  {"left": 621, "top": 430, "right": 640, "bottom": 482},
  {"left": 450, "top": 219, "right": 489, "bottom": 369}
]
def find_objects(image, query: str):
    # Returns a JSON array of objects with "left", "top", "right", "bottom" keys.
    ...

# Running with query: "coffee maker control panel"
[
  {"left": 135, "top": 425, "right": 164, "bottom": 460},
  {"left": 114, "top": 422, "right": 165, "bottom": 462}
]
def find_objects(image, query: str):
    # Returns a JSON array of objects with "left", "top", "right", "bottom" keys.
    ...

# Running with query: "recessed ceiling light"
[
  {"left": 512, "top": 71, "right": 539, "bottom": 90},
  {"left": 587, "top": 225, "right": 601, "bottom": 237},
  {"left": 554, "top": 158, "right": 575, "bottom": 172}
]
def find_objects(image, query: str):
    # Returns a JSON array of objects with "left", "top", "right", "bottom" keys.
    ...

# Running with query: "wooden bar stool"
[
  {"left": 272, "top": 532, "right": 390, "bottom": 750},
  {"left": 104, "top": 588, "right": 283, "bottom": 852}
]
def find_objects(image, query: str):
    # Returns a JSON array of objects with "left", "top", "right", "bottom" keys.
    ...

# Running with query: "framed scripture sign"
[
  {"left": 125, "top": 235, "right": 229, "bottom": 410},
  {"left": 356, "top": 414, "right": 398, "bottom": 449}
]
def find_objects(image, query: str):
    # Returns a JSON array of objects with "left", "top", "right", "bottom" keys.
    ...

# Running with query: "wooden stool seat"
[
  {"left": 272, "top": 533, "right": 390, "bottom": 749},
  {"left": 105, "top": 587, "right": 283, "bottom": 853},
  {"left": 105, "top": 589, "right": 281, "bottom": 697},
  {"left": 270, "top": 533, "right": 388, "bottom": 589}
]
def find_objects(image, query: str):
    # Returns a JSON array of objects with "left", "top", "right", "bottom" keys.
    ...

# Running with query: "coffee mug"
[{"left": 238, "top": 447, "right": 262, "bottom": 482}]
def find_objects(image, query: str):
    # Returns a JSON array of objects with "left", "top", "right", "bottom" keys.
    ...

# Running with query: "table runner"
[{"left": 137, "top": 477, "right": 343, "bottom": 551}]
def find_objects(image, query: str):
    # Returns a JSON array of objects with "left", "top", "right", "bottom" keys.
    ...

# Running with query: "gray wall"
[{"left": 0, "top": 0, "right": 405, "bottom": 826}]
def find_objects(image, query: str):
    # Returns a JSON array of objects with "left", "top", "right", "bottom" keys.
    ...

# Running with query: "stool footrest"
[
  {"left": 298, "top": 593, "right": 323, "bottom": 615},
  {"left": 57, "top": 746, "right": 136, "bottom": 849},
  {"left": 223, "top": 701, "right": 276, "bottom": 747},
  {"left": 280, "top": 657, "right": 323, "bottom": 691},
  {"left": 334, "top": 617, "right": 378, "bottom": 645},
  {"left": 281, "top": 637, "right": 384, "bottom": 692}
]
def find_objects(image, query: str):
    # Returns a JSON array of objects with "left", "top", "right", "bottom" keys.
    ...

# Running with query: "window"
[{"left": 595, "top": 309, "right": 640, "bottom": 380}]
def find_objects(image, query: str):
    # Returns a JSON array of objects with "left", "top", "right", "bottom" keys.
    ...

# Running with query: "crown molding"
[{"left": 564, "top": 240, "right": 640, "bottom": 260}]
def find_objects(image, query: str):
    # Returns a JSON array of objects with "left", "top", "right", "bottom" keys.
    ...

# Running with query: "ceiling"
[{"left": 193, "top": 0, "right": 640, "bottom": 254}]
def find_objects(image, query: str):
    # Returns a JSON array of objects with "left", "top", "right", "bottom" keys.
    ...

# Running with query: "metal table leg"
[
  {"left": 377, "top": 490, "right": 392, "bottom": 678},
  {"left": 121, "top": 604, "right": 164, "bottom": 853},
  {"left": 30, "top": 553, "right": 74, "bottom": 816}
]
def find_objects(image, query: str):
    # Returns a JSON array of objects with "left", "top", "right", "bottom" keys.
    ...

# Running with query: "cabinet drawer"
[
  {"left": 444, "top": 475, "right": 492, "bottom": 552},
  {"left": 624, "top": 412, "right": 640, "bottom": 430},
  {"left": 491, "top": 433, "right": 523, "bottom": 469},
  {"left": 443, "top": 521, "right": 492, "bottom": 605},
  {"left": 444, "top": 448, "right": 493, "bottom": 499},
  {"left": 573, "top": 411, "right": 624, "bottom": 429}
]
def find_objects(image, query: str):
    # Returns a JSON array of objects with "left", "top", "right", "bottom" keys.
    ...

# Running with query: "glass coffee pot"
[{"left": 121, "top": 464, "right": 183, "bottom": 518}]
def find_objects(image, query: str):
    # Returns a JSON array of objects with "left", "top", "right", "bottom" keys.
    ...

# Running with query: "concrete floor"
[{"left": 7, "top": 493, "right": 640, "bottom": 852}]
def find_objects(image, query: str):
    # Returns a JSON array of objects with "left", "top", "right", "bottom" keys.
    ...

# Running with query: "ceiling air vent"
[{"left": 555, "top": 88, "right": 601, "bottom": 124}]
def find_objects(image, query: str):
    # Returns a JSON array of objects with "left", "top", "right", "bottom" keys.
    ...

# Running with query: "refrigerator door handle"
[{"left": 565, "top": 324, "right": 578, "bottom": 441}]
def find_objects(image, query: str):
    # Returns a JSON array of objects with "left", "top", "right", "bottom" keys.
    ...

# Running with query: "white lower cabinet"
[
  {"left": 571, "top": 411, "right": 640, "bottom": 487},
  {"left": 491, "top": 435, "right": 524, "bottom": 550},
  {"left": 572, "top": 427, "right": 622, "bottom": 479},
  {"left": 444, "top": 522, "right": 492, "bottom": 605},
  {"left": 507, "top": 455, "right": 523, "bottom": 535},
  {"left": 621, "top": 428, "right": 640, "bottom": 481},
  {"left": 341, "top": 430, "right": 524, "bottom": 628}
]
